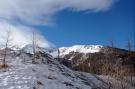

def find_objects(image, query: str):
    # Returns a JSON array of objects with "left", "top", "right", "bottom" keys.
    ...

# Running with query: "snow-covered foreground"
[
  {"left": 0, "top": 55, "right": 107, "bottom": 89},
  {"left": 0, "top": 58, "right": 36, "bottom": 89}
]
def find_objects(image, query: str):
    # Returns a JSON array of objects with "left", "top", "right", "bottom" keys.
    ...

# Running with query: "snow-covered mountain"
[
  {"left": 58, "top": 45, "right": 130, "bottom": 59},
  {"left": 59, "top": 45, "right": 103, "bottom": 57}
]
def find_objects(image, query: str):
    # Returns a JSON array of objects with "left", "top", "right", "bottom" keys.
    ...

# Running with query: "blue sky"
[{"left": 36, "top": 0, "right": 135, "bottom": 49}]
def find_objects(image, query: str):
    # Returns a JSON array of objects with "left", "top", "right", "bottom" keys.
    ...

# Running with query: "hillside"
[
  {"left": 0, "top": 47, "right": 109, "bottom": 89},
  {"left": 0, "top": 45, "right": 134, "bottom": 89},
  {"left": 58, "top": 45, "right": 135, "bottom": 87}
]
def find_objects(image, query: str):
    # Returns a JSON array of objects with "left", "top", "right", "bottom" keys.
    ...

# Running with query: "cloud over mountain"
[{"left": 0, "top": 21, "right": 53, "bottom": 48}]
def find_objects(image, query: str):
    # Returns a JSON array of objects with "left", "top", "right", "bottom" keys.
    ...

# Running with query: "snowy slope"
[
  {"left": 22, "top": 44, "right": 58, "bottom": 58},
  {"left": 0, "top": 51, "right": 108, "bottom": 89},
  {"left": 59, "top": 45, "right": 103, "bottom": 57}
]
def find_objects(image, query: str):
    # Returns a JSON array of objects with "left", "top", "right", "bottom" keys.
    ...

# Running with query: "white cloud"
[
  {"left": 0, "top": 21, "right": 54, "bottom": 48},
  {"left": 0, "top": 0, "right": 116, "bottom": 25}
]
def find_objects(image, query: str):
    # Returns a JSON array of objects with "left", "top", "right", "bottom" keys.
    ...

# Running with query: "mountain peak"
[{"left": 59, "top": 45, "right": 103, "bottom": 56}]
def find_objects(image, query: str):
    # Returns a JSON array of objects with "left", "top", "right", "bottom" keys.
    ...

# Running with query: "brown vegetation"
[{"left": 0, "top": 63, "right": 9, "bottom": 69}]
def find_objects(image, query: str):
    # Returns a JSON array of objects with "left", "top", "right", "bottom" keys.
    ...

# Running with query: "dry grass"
[{"left": 0, "top": 64, "right": 9, "bottom": 69}]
